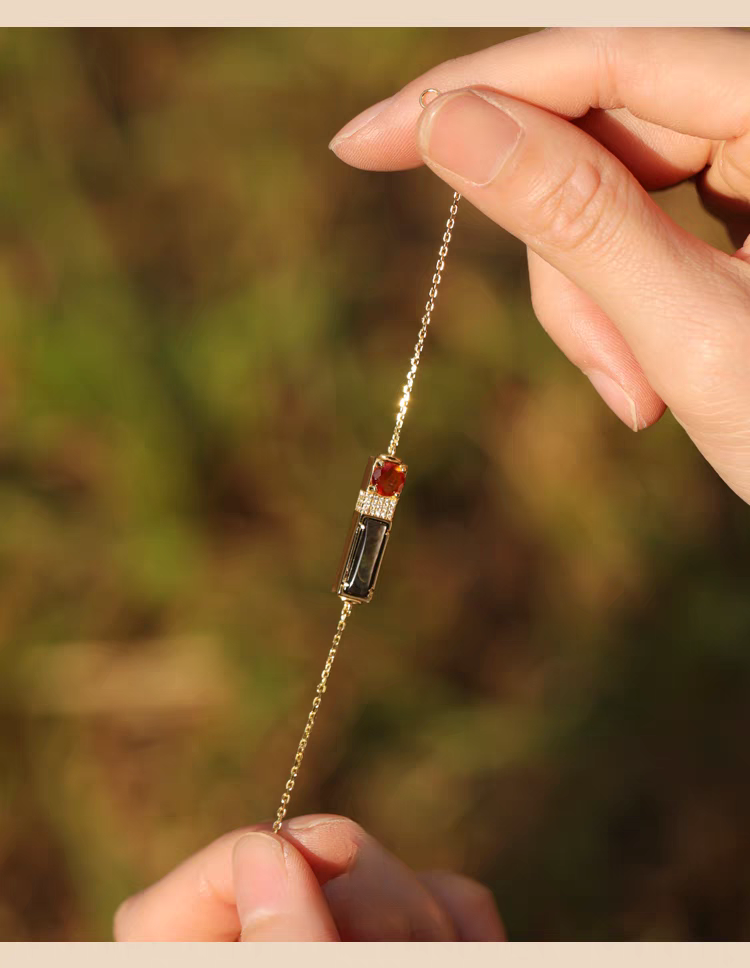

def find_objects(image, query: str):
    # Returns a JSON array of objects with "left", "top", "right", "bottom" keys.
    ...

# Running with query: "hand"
[
  {"left": 330, "top": 28, "right": 750, "bottom": 505},
  {"left": 113, "top": 814, "right": 505, "bottom": 941}
]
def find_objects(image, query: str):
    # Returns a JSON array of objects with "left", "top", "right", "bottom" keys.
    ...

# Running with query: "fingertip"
[
  {"left": 232, "top": 832, "right": 290, "bottom": 939},
  {"left": 233, "top": 830, "right": 339, "bottom": 942},
  {"left": 233, "top": 830, "right": 288, "bottom": 877},
  {"left": 281, "top": 814, "right": 364, "bottom": 883},
  {"left": 527, "top": 250, "right": 667, "bottom": 433},
  {"left": 635, "top": 391, "right": 668, "bottom": 431},
  {"left": 329, "top": 96, "right": 395, "bottom": 155},
  {"left": 584, "top": 370, "right": 641, "bottom": 432},
  {"left": 584, "top": 370, "right": 667, "bottom": 432},
  {"left": 328, "top": 92, "right": 426, "bottom": 171}
]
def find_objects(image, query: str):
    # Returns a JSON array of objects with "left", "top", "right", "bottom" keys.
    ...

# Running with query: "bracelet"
[{"left": 272, "top": 90, "right": 459, "bottom": 833}]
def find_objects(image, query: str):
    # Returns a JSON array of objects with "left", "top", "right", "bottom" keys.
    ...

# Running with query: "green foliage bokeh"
[{"left": 0, "top": 27, "right": 749, "bottom": 940}]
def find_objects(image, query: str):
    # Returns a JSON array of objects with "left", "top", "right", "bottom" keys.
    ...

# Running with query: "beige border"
[
  {"left": 0, "top": 5, "right": 746, "bottom": 26},
  {"left": 2, "top": 940, "right": 750, "bottom": 957}
]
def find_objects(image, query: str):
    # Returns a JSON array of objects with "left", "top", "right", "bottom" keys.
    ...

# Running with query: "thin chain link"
[
  {"left": 388, "top": 191, "right": 461, "bottom": 457},
  {"left": 272, "top": 600, "right": 353, "bottom": 833}
]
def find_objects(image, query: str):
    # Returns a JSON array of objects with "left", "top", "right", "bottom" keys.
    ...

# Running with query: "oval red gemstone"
[{"left": 372, "top": 460, "right": 406, "bottom": 497}]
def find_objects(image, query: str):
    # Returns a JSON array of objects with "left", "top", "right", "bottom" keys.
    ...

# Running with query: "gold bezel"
[{"left": 331, "top": 454, "right": 407, "bottom": 604}]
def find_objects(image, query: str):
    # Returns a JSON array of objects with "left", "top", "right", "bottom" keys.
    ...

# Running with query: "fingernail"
[
  {"left": 419, "top": 90, "right": 522, "bottom": 187},
  {"left": 329, "top": 96, "right": 394, "bottom": 153},
  {"left": 585, "top": 370, "right": 640, "bottom": 432},
  {"left": 284, "top": 815, "right": 338, "bottom": 832},
  {"left": 233, "top": 832, "right": 288, "bottom": 928}
]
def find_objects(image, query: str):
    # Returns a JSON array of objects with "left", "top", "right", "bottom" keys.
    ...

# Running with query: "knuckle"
[
  {"left": 553, "top": 25, "right": 620, "bottom": 45},
  {"left": 590, "top": 29, "right": 623, "bottom": 106},
  {"left": 646, "top": 256, "right": 750, "bottom": 421},
  {"left": 670, "top": 330, "right": 737, "bottom": 406},
  {"left": 528, "top": 158, "right": 625, "bottom": 255},
  {"left": 665, "top": 305, "right": 747, "bottom": 415},
  {"left": 556, "top": 27, "right": 623, "bottom": 104}
]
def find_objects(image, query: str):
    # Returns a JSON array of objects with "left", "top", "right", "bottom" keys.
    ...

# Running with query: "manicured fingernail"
[
  {"left": 329, "top": 96, "right": 394, "bottom": 153},
  {"left": 585, "top": 370, "right": 640, "bottom": 432},
  {"left": 233, "top": 832, "right": 288, "bottom": 929},
  {"left": 419, "top": 90, "right": 522, "bottom": 187}
]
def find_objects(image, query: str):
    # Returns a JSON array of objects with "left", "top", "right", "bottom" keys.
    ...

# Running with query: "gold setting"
[{"left": 355, "top": 490, "right": 398, "bottom": 521}]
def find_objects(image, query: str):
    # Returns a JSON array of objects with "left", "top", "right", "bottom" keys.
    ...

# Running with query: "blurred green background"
[{"left": 0, "top": 27, "right": 749, "bottom": 941}]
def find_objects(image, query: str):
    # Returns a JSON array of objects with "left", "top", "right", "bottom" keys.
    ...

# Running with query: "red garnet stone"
[{"left": 372, "top": 460, "right": 406, "bottom": 497}]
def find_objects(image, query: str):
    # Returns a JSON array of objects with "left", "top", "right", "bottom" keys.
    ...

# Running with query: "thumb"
[{"left": 233, "top": 832, "right": 339, "bottom": 941}]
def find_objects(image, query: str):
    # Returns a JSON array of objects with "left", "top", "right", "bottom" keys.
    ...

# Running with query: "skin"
[
  {"left": 115, "top": 28, "right": 750, "bottom": 942},
  {"left": 114, "top": 815, "right": 505, "bottom": 941}
]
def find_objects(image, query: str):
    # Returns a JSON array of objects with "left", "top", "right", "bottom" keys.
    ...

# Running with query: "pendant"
[{"left": 333, "top": 455, "right": 408, "bottom": 603}]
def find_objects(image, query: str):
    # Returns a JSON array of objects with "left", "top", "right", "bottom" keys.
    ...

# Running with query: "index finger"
[{"left": 331, "top": 28, "right": 750, "bottom": 171}]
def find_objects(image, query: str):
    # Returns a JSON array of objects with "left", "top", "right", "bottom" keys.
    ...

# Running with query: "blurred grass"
[{"left": 0, "top": 27, "right": 749, "bottom": 941}]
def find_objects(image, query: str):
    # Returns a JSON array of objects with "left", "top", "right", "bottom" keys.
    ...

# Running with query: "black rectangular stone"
[{"left": 340, "top": 515, "right": 390, "bottom": 602}]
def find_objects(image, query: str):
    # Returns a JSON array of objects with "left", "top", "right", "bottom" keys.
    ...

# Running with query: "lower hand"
[{"left": 114, "top": 815, "right": 505, "bottom": 941}]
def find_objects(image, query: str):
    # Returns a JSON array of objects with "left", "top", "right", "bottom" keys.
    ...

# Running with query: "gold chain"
[
  {"left": 388, "top": 191, "right": 460, "bottom": 457},
  {"left": 272, "top": 183, "right": 460, "bottom": 832},
  {"left": 272, "top": 601, "right": 353, "bottom": 833}
]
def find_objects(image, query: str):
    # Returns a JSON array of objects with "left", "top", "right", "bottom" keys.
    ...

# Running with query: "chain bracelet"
[{"left": 271, "top": 92, "right": 459, "bottom": 830}]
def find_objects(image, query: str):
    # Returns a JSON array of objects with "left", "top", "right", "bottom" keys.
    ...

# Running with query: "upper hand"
[{"left": 331, "top": 28, "right": 750, "bottom": 504}]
